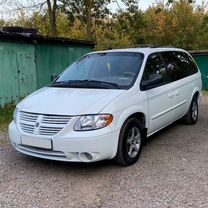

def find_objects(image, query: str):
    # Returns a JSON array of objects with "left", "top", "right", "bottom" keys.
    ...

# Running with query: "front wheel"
[
  {"left": 182, "top": 96, "right": 199, "bottom": 125},
  {"left": 114, "top": 118, "right": 144, "bottom": 166}
]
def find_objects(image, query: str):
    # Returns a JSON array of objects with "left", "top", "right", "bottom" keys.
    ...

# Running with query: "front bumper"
[{"left": 9, "top": 121, "right": 120, "bottom": 162}]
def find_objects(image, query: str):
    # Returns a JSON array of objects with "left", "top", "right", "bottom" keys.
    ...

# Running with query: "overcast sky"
[{"left": 110, "top": 0, "right": 207, "bottom": 11}]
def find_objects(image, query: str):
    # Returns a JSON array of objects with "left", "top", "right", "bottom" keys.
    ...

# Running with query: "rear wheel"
[
  {"left": 114, "top": 118, "right": 144, "bottom": 166},
  {"left": 182, "top": 96, "right": 198, "bottom": 125}
]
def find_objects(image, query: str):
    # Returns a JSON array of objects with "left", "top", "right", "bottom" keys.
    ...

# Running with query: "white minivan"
[{"left": 9, "top": 47, "right": 202, "bottom": 166}]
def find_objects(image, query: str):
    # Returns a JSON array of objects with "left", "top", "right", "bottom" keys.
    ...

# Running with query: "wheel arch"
[
  {"left": 126, "top": 112, "right": 146, "bottom": 129},
  {"left": 118, "top": 110, "right": 148, "bottom": 139},
  {"left": 191, "top": 88, "right": 201, "bottom": 104},
  {"left": 125, "top": 112, "right": 148, "bottom": 139}
]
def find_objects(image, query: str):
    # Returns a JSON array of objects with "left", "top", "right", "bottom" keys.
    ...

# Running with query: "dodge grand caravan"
[{"left": 9, "top": 47, "right": 202, "bottom": 166}]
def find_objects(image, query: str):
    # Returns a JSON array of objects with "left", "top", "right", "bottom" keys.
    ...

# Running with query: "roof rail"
[
  {"left": 136, "top": 44, "right": 159, "bottom": 48},
  {"left": 106, "top": 44, "right": 160, "bottom": 50},
  {"left": 159, "top": 45, "right": 175, "bottom": 48}
]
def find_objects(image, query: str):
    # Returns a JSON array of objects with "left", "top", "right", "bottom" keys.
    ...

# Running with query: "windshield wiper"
[
  {"left": 50, "top": 79, "right": 120, "bottom": 89},
  {"left": 81, "top": 79, "right": 120, "bottom": 88}
]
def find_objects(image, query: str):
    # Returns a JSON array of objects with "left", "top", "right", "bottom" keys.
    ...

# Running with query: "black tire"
[
  {"left": 182, "top": 96, "right": 199, "bottom": 125},
  {"left": 114, "top": 118, "right": 144, "bottom": 166}
]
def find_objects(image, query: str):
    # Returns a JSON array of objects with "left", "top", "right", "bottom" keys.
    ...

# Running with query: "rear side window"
[
  {"left": 141, "top": 53, "right": 171, "bottom": 90},
  {"left": 161, "top": 51, "right": 198, "bottom": 81},
  {"left": 182, "top": 52, "right": 198, "bottom": 74}
]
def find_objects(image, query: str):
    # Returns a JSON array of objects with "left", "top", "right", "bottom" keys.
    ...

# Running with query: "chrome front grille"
[
  {"left": 42, "top": 115, "right": 71, "bottom": 125},
  {"left": 20, "top": 123, "right": 35, "bottom": 134},
  {"left": 39, "top": 126, "right": 63, "bottom": 136},
  {"left": 19, "top": 111, "right": 71, "bottom": 136},
  {"left": 19, "top": 112, "right": 38, "bottom": 122}
]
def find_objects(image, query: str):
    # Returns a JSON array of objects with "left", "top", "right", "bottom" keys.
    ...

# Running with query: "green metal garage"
[
  {"left": 0, "top": 32, "right": 94, "bottom": 107},
  {"left": 190, "top": 51, "right": 208, "bottom": 90}
]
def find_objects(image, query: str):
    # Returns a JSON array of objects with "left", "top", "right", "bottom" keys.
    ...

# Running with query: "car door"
[
  {"left": 161, "top": 51, "right": 197, "bottom": 120},
  {"left": 140, "top": 52, "right": 175, "bottom": 135}
]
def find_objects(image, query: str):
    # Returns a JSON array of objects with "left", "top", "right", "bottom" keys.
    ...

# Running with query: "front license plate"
[{"left": 21, "top": 136, "right": 52, "bottom": 150}]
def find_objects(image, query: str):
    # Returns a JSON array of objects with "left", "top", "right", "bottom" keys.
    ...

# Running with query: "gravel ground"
[{"left": 0, "top": 97, "right": 208, "bottom": 208}]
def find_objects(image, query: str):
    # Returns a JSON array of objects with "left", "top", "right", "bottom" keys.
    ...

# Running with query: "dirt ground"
[{"left": 0, "top": 97, "right": 208, "bottom": 208}]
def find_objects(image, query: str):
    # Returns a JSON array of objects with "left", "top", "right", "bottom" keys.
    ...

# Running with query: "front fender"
[{"left": 116, "top": 105, "right": 148, "bottom": 130}]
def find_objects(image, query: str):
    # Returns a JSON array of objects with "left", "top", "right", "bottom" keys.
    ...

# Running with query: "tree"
[
  {"left": 113, "top": 0, "right": 146, "bottom": 46},
  {"left": 0, "top": 0, "right": 59, "bottom": 36},
  {"left": 0, "top": 19, "right": 5, "bottom": 28},
  {"left": 59, "top": 0, "right": 111, "bottom": 40},
  {"left": 46, "top": 0, "right": 58, "bottom": 36},
  {"left": 143, "top": 0, "right": 205, "bottom": 49},
  {"left": 1, "top": 0, "right": 208, "bottom": 51},
  {"left": 95, "top": 0, "right": 146, "bottom": 49},
  {"left": 12, "top": 10, "right": 72, "bottom": 37}
]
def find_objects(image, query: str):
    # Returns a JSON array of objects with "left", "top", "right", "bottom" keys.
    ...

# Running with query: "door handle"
[
  {"left": 168, "top": 92, "right": 174, "bottom": 98},
  {"left": 175, "top": 90, "right": 180, "bottom": 95}
]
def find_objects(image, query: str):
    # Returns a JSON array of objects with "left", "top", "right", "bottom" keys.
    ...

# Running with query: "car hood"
[{"left": 17, "top": 87, "right": 125, "bottom": 115}]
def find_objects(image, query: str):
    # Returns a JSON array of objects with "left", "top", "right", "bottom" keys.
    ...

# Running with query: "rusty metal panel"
[
  {"left": 0, "top": 41, "right": 37, "bottom": 107},
  {"left": 0, "top": 43, "right": 19, "bottom": 106},
  {"left": 16, "top": 50, "right": 37, "bottom": 98}
]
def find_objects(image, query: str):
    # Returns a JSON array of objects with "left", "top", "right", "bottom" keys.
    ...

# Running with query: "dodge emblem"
[{"left": 35, "top": 122, "right": 40, "bottom": 128}]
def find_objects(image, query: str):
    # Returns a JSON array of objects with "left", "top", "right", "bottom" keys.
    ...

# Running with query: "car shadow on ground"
[
  {"left": 14, "top": 150, "right": 118, "bottom": 174},
  {"left": 145, "top": 121, "right": 180, "bottom": 145}
]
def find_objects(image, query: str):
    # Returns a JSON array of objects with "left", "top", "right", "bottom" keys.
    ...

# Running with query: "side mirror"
[
  {"left": 51, "top": 74, "right": 58, "bottom": 82},
  {"left": 141, "top": 73, "right": 163, "bottom": 90}
]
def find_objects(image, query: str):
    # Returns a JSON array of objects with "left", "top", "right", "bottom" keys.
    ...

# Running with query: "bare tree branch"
[
  {"left": 14, "top": 1, "right": 47, "bottom": 11},
  {"left": 113, "top": 0, "right": 124, "bottom": 12}
]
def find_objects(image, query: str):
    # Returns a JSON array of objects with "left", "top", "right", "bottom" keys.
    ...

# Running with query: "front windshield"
[{"left": 50, "top": 52, "right": 144, "bottom": 89}]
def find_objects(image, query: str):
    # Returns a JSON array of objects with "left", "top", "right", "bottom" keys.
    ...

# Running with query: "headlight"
[
  {"left": 74, "top": 114, "right": 113, "bottom": 131},
  {"left": 13, "top": 108, "right": 18, "bottom": 123}
]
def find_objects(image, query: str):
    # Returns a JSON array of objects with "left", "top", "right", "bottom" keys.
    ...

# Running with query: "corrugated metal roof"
[{"left": 0, "top": 31, "right": 95, "bottom": 46}]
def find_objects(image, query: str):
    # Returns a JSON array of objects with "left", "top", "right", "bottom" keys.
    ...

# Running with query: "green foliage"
[
  {"left": 0, "top": 19, "right": 5, "bottom": 28},
  {"left": 59, "top": 0, "right": 111, "bottom": 40},
  {"left": 203, "top": 90, "right": 208, "bottom": 96},
  {"left": 142, "top": 0, "right": 208, "bottom": 50},
  {"left": 59, "top": 0, "right": 111, "bottom": 23},
  {"left": 95, "top": 23, "right": 134, "bottom": 50},
  {"left": 0, "top": 105, "right": 15, "bottom": 131},
  {"left": 95, "top": 0, "right": 208, "bottom": 50},
  {"left": 8, "top": 10, "right": 71, "bottom": 37},
  {"left": 1, "top": 0, "right": 208, "bottom": 51}
]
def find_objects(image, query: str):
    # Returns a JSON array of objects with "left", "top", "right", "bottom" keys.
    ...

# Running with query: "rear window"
[{"left": 161, "top": 51, "right": 198, "bottom": 81}]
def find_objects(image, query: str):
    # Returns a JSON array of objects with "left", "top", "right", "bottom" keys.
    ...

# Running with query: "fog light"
[
  {"left": 78, "top": 152, "right": 94, "bottom": 161},
  {"left": 85, "top": 153, "right": 93, "bottom": 161}
]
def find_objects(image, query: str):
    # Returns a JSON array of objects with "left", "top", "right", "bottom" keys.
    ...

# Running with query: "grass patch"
[
  {"left": 203, "top": 90, "right": 208, "bottom": 96},
  {"left": 0, "top": 135, "right": 9, "bottom": 145},
  {"left": 0, "top": 104, "right": 15, "bottom": 132}
]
